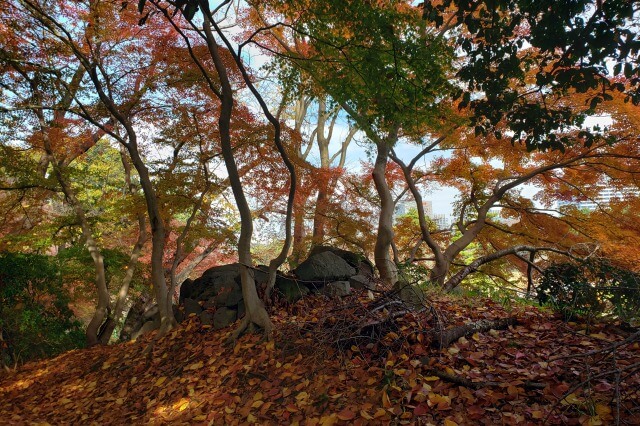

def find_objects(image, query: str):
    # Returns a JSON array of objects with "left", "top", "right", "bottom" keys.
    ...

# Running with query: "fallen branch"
[
  {"left": 549, "top": 329, "right": 640, "bottom": 362},
  {"left": 431, "top": 317, "right": 517, "bottom": 349},
  {"left": 423, "top": 367, "right": 546, "bottom": 391}
]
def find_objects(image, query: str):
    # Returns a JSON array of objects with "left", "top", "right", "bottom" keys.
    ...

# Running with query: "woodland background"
[{"left": 1, "top": 1, "right": 640, "bottom": 424}]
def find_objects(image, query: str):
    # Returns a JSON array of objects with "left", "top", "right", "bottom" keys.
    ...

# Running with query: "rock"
[
  {"left": 275, "top": 276, "right": 310, "bottom": 302},
  {"left": 321, "top": 281, "right": 351, "bottom": 297},
  {"left": 252, "top": 265, "right": 269, "bottom": 285},
  {"left": 394, "top": 280, "right": 427, "bottom": 309},
  {"left": 237, "top": 300, "right": 245, "bottom": 319},
  {"left": 119, "top": 298, "right": 156, "bottom": 342},
  {"left": 349, "top": 274, "right": 374, "bottom": 290},
  {"left": 214, "top": 281, "right": 243, "bottom": 307},
  {"left": 183, "top": 298, "right": 203, "bottom": 316},
  {"left": 173, "top": 304, "right": 184, "bottom": 323},
  {"left": 213, "top": 307, "right": 238, "bottom": 329},
  {"left": 131, "top": 318, "right": 160, "bottom": 340},
  {"left": 182, "top": 263, "right": 241, "bottom": 303},
  {"left": 199, "top": 310, "right": 213, "bottom": 326},
  {"left": 307, "top": 246, "right": 374, "bottom": 277},
  {"left": 179, "top": 278, "right": 194, "bottom": 302},
  {"left": 294, "top": 251, "right": 356, "bottom": 283}
]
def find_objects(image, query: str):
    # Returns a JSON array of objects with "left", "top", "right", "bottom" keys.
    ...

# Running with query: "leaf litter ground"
[{"left": 1, "top": 292, "right": 638, "bottom": 425}]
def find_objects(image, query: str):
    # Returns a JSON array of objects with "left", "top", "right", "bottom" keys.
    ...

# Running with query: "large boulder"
[
  {"left": 213, "top": 307, "right": 238, "bottom": 329},
  {"left": 180, "top": 263, "right": 241, "bottom": 303},
  {"left": 307, "top": 246, "right": 374, "bottom": 278},
  {"left": 349, "top": 274, "right": 375, "bottom": 291},
  {"left": 320, "top": 281, "right": 351, "bottom": 297},
  {"left": 394, "top": 280, "right": 427, "bottom": 310},
  {"left": 294, "top": 251, "right": 356, "bottom": 283},
  {"left": 275, "top": 275, "right": 310, "bottom": 302}
]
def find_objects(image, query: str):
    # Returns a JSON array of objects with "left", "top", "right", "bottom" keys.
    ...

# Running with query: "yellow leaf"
[
  {"left": 589, "top": 332, "right": 608, "bottom": 340},
  {"left": 115, "top": 398, "right": 124, "bottom": 405},
  {"left": 595, "top": 404, "right": 611, "bottom": 416},
  {"left": 154, "top": 376, "right": 167, "bottom": 387},
  {"left": 247, "top": 413, "right": 258, "bottom": 423},
  {"left": 360, "top": 410, "right": 374, "bottom": 420},
  {"left": 532, "top": 410, "right": 544, "bottom": 419},
  {"left": 319, "top": 414, "right": 337, "bottom": 425},
  {"left": 296, "top": 391, "right": 308, "bottom": 401},
  {"left": 59, "top": 398, "right": 72, "bottom": 405},
  {"left": 253, "top": 392, "right": 263, "bottom": 401},
  {"left": 444, "top": 418, "right": 458, "bottom": 426},
  {"left": 588, "top": 416, "right": 603, "bottom": 425},
  {"left": 561, "top": 393, "right": 582, "bottom": 405},
  {"left": 472, "top": 333, "right": 480, "bottom": 342},
  {"left": 373, "top": 408, "right": 387, "bottom": 418},
  {"left": 193, "top": 415, "right": 207, "bottom": 421},
  {"left": 187, "top": 361, "right": 203, "bottom": 371},
  {"left": 448, "top": 346, "right": 460, "bottom": 355},
  {"left": 266, "top": 341, "right": 275, "bottom": 351},
  {"left": 251, "top": 400, "right": 264, "bottom": 409}
]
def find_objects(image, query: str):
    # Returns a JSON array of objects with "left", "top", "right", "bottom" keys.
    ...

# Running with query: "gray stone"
[
  {"left": 214, "top": 282, "right": 243, "bottom": 307},
  {"left": 213, "top": 307, "right": 238, "bottom": 330},
  {"left": 182, "top": 263, "right": 241, "bottom": 303},
  {"left": 178, "top": 278, "right": 194, "bottom": 302},
  {"left": 321, "top": 281, "right": 351, "bottom": 297},
  {"left": 131, "top": 319, "right": 159, "bottom": 340},
  {"left": 184, "top": 298, "right": 203, "bottom": 316},
  {"left": 294, "top": 251, "right": 356, "bottom": 282},
  {"left": 173, "top": 304, "right": 184, "bottom": 323},
  {"left": 394, "top": 280, "right": 427, "bottom": 309},
  {"left": 199, "top": 310, "right": 214, "bottom": 326},
  {"left": 349, "top": 274, "right": 374, "bottom": 290},
  {"left": 237, "top": 300, "right": 245, "bottom": 319},
  {"left": 252, "top": 265, "right": 269, "bottom": 284},
  {"left": 307, "top": 246, "right": 374, "bottom": 277},
  {"left": 275, "top": 277, "right": 310, "bottom": 302}
]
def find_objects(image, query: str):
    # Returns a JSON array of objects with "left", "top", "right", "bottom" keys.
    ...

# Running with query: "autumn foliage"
[{"left": 1, "top": 291, "right": 639, "bottom": 424}]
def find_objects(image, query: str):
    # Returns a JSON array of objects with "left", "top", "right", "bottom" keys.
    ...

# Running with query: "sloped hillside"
[{"left": 1, "top": 293, "right": 638, "bottom": 425}]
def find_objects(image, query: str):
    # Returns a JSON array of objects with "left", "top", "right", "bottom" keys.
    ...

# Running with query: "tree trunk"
[
  {"left": 202, "top": 14, "right": 273, "bottom": 338},
  {"left": 98, "top": 213, "right": 146, "bottom": 344},
  {"left": 372, "top": 137, "right": 398, "bottom": 285},
  {"left": 36, "top": 110, "right": 109, "bottom": 347},
  {"left": 291, "top": 205, "right": 307, "bottom": 266}
]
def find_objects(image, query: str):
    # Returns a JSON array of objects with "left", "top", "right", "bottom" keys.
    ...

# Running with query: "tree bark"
[
  {"left": 201, "top": 12, "right": 273, "bottom": 338},
  {"left": 372, "top": 136, "right": 399, "bottom": 285},
  {"left": 432, "top": 318, "right": 517, "bottom": 349}
]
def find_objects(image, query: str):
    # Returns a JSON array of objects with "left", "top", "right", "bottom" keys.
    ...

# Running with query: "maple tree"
[{"left": 0, "top": 0, "right": 639, "bottom": 424}]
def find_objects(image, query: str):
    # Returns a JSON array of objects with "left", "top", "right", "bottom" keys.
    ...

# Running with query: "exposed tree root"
[{"left": 226, "top": 312, "right": 274, "bottom": 346}]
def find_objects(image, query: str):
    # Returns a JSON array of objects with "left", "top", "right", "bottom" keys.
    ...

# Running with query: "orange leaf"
[{"left": 336, "top": 409, "right": 356, "bottom": 421}]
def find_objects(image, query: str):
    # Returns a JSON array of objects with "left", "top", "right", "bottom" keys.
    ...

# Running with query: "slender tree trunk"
[
  {"left": 291, "top": 201, "right": 307, "bottom": 266},
  {"left": 312, "top": 186, "right": 328, "bottom": 247},
  {"left": 372, "top": 137, "right": 398, "bottom": 285},
  {"left": 202, "top": 14, "right": 272, "bottom": 338},
  {"left": 311, "top": 98, "right": 331, "bottom": 247},
  {"left": 98, "top": 213, "right": 146, "bottom": 344},
  {"left": 34, "top": 104, "right": 109, "bottom": 346}
]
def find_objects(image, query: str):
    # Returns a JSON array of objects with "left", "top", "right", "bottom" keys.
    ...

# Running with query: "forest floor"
[{"left": 1, "top": 291, "right": 639, "bottom": 425}]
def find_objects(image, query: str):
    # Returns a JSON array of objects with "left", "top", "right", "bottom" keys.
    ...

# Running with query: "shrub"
[
  {"left": 0, "top": 252, "right": 84, "bottom": 366},
  {"left": 537, "top": 259, "right": 640, "bottom": 322}
]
